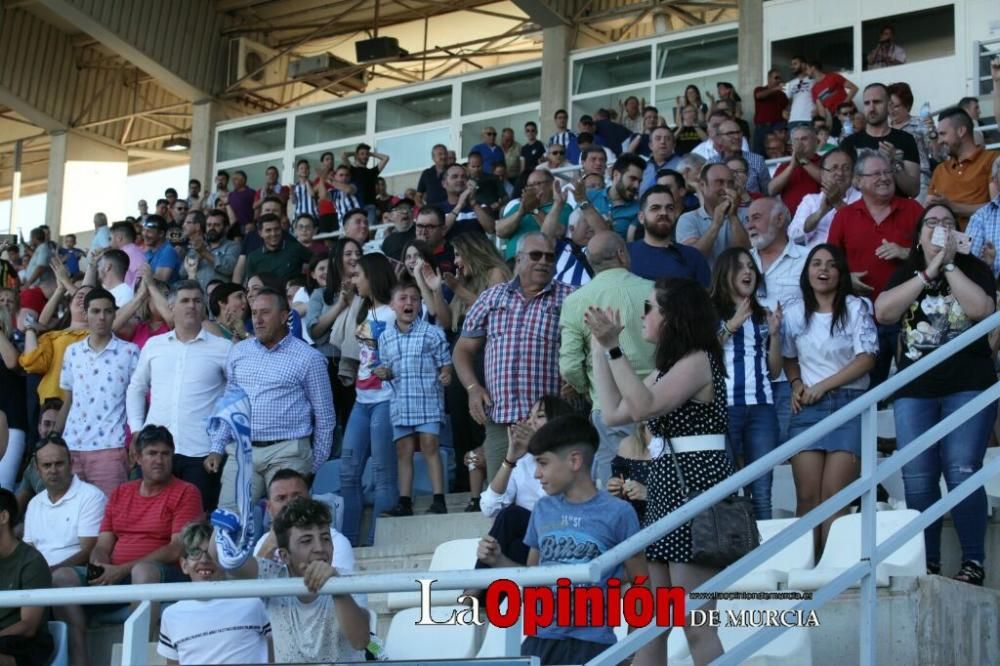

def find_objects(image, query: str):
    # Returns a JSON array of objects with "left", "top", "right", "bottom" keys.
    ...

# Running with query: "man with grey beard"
[{"left": 747, "top": 197, "right": 806, "bottom": 442}]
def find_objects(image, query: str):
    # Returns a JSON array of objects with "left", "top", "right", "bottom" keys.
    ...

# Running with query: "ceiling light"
[{"left": 164, "top": 137, "right": 191, "bottom": 152}]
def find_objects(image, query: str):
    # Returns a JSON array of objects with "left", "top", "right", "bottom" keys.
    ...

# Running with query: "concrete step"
[{"left": 372, "top": 507, "right": 493, "bottom": 553}]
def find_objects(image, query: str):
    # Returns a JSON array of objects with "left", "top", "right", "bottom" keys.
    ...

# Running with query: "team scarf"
[{"left": 207, "top": 385, "right": 256, "bottom": 569}]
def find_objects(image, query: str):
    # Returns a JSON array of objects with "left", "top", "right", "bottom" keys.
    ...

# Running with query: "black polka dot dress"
[{"left": 643, "top": 354, "right": 735, "bottom": 563}]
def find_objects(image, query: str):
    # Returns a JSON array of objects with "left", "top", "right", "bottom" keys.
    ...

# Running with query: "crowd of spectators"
[{"left": 0, "top": 44, "right": 998, "bottom": 666}]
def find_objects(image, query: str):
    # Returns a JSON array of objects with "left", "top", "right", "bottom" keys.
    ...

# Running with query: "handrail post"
[
  {"left": 121, "top": 601, "right": 151, "bottom": 666},
  {"left": 858, "top": 403, "right": 878, "bottom": 666}
]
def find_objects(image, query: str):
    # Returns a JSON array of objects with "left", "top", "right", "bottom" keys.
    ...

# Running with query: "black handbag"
[{"left": 664, "top": 437, "right": 761, "bottom": 568}]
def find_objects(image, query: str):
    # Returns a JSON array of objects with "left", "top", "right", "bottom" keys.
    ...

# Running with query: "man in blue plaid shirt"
[
  {"left": 377, "top": 282, "right": 452, "bottom": 516},
  {"left": 207, "top": 288, "right": 335, "bottom": 510}
]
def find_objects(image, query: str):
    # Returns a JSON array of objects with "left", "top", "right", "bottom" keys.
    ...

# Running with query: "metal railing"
[{"left": 1, "top": 311, "right": 999, "bottom": 666}]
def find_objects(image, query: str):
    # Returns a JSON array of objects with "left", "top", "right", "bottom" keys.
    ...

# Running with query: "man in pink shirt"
[{"left": 111, "top": 221, "right": 148, "bottom": 288}]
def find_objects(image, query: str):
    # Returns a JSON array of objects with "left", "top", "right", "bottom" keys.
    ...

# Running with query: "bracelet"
[
  {"left": 502, "top": 458, "right": 517, "bottom": 469},
  {"left": 465, "top": 382, "right": 479, "bottom": 391},
  {"left": 789, "top": 378, "right": 803, "bottom": 386}
]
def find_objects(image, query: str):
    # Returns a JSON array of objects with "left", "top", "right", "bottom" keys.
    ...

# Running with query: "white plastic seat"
[
  {"left": 786, "top": 509, "right": 924, "bottom": 590},
  {"left": 385, "top": 606, "right": 479, "bottom": 660},
  {"left": 476, "top": 599, "right": 523, "bottom": 657},
  {"left": 726, "top": 518, "right": 815, "bottom": 592},
  {"left": 47, "top": 621, "right": 69, "bottom": 666},
  {"left": 771, "top": 464, "right": 797, "bottom": 518},
  {"left": 386, "top": 538, "right": 480, "bottom": 610}
]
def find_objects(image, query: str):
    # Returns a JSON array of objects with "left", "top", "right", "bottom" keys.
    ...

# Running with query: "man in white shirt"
[
  {"left": 23, "top": 435, "right": 106, "bottom": 568},
  {"left": 89, "top": 249, "right": 133, "bottom": 307},
  {"left": 253, "top": 469, "right": 355, "bottom": 573},
  {"left": 788, "top": 148, "right": 860, "bottom": 247},
  {"left": 747, "top": 197, "right": 807, "bottom": 443},
  {"left": 159, "top": 521, "right": 271, "bottom": 665},
  {"left": 127, "top": 280, "right": 230, "bottom": 511},
  {"left": 784, "top": 56, "right": 815, "bottom": 126}
]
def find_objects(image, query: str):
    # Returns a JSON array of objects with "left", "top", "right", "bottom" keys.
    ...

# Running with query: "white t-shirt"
[
  {"left": 293, "top": 288, "right": 314, "bottom": 345},
  {"left": 479, "top": 454, "right": 543, "bottom": 517},
  {"left": 157, "top": 598, "right": 270, "bottom": 665},
  {"left": 108, "top": 282, "right": 134, "bottom": 308},
  {"left": 781, "top": 296, "right": 879, "bottom": 390},
  {"left": 785, "top": 76, "right": 815, "bottom": 123},
  {"left": 257, "top": 557, "right": 365, "bottom": 664},
  {"left": 354, "top": 304, "right": 395, "bottom": 404},
  {"left": 23, "top": 475, "right": 106, "bottom": 566}
]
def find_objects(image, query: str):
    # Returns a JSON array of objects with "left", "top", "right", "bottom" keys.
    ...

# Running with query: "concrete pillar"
[
  {"left": 540, "top": 25, "right": 572, "bottom": 139},
  {"left": 737, "top": 0, "right": 764, "bottom": 127},
  {"left": 45, "top": 131, "right": 128, "bottom": 239},
  {"left": 190, "top": 100, "right": 221, "bottom": 192}
]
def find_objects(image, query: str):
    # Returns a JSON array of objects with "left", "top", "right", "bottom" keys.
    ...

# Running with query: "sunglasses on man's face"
[{"left": 524, "top": 250, "right": 556, "bottom": 262}]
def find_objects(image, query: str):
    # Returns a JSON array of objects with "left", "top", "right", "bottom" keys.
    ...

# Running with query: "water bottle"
[{"left": 919, "top": 101, "right": 931, "bottom": 120}]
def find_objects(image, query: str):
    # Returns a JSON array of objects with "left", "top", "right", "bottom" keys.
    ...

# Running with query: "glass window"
[
  {"left": 771, "top": 28, "right": 854, "bottom": 75},
  {"left": 376, "top": 87, "right": 451, "bottom": 132},
  {"left": 461, "top": 69, "right": 542, "bottom": 115},
  {"left": 223, "top": 159, "right": 282, "bottom": 192},
  {"left": 216, "top": 119, "right": 286, "bottom": 162},
  {"left": 461, "top": 110, "right": 540, "bottom": 157},
  {"left": 657, "top": 32, "right": 738, "bottom": 79},
  {"left": 294, "top": 103, "right": 366, "bottom": 147},
  {"left": 294, "top": 141, "right": 360, "bottom": 176},
  {"left": 655, "top": 75, "right": 735, "bottom": 125},
  {"left": 573, "top": 47, "right": 651, "bottom": 95},
  {"left": 861, "top": 7, "right": 955, "bottom": 71},
  {"left": 978, "top": 41, "right": 1000, "bottom": 97},
  {"left": 571, "top": 86, "right": 651, "bottom": 137},
  {"left": 375, "top": 126, "right": 450, "bottom": 177}
]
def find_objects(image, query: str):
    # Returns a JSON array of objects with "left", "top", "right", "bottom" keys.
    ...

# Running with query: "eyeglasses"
[
  {"left": 861, "top": 170, "right": 894, "bottom": 179},
  {"left": 415, "top": 223, "right": 442, "bottom": 230},
  {"left": 485, "top": 132, "right": 496, "bottom": 136},
  {"left": 923, "top": 217, "right": 956, "bottom": 229},
  {"left": 523, "top": 250, "right": 556, "bottom": 262},
  {"left": 185, "top": 547, "right": 210, "bottom": 561}
]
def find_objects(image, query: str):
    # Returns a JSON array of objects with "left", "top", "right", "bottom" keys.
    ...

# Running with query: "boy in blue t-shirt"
[{"left": 478, "top": 414, "right": 650, "bottom": 666}]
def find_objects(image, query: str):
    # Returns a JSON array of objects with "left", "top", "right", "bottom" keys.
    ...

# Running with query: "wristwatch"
[
  {"left": 578, "top": 201, "right": 592, "bottom": 210},
  {"left": 943, "top": 263, "right": 956, "bottom": 273},
  {"left": 605, "top": 346, "right": 624, "bottom": 361}
]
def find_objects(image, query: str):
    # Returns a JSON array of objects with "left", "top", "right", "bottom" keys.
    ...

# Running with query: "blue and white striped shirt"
[
  {"left": 293, "top": 181, "right": 318, "bottom": 218},
  {"left": 332, "top": 189, "right": 362, "bottom": 221},
  {"left": 722, "top": 317, "right": 774, "bottom": 406},
  {"left": 967, "top": 195, "right": 1000, "bottom": 276},
  {"left": 554, "top": 239, "right": 592, "bottom": 288}
]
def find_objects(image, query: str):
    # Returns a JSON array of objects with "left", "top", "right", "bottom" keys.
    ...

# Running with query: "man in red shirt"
[
  {"left": 51, "top": 425, "right": 202, "bottom": 666},
  {"left": 753, "top": 68, "right": 789, "bottom": 155},
  {"left": 827, "top": 150, "right": 922, "bottom": 385},
  {"left": 768, "top": 125, "right": 822, "bottom": 215},
  {"left": 809, "top": 61, "right": 859, "bottom": 118}
]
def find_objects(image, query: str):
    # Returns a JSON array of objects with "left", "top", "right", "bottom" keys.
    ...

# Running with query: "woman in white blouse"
[{"left": 782, "top": 243, "right": 878, "bottom": 555}]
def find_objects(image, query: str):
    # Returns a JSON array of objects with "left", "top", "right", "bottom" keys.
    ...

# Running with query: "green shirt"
[
  {"left": 246, "top": 241, "right": 312, "bottom": 284},
  {"left": 501, "top": 200, "right": 573, "bottom": 260},
  {"left": 558, "top": 267, "right": 657, "bottom": 403},
  {"left": 0, "top": 541, "right": 51, "bottom": 636}
]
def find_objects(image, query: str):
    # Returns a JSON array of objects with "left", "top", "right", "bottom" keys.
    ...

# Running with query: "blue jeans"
[
  {"left": 727, "top": 404, "right": 779, "bottom": 520},
  {"left": 771, "top": 380, "right": 792, "bottom": 444},
  {"left": 591, "top": 410, "right": 635, "bottom": 488},
  {"left": 340, "top": 400, "right": 397, "bottom": 546},
  {"left": 894, "top": 392, "right": 996, "bottom": 565}
]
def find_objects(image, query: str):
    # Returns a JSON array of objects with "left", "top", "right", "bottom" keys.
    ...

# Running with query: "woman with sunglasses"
[
  {"left": 782, "top": 243, "right": 877, "bottom": 556},
  {"left": 710, "top": 248, "right": 783, "bottom": 519},
  {"left": 875, "top": 204, "right": 996, "bottom": 585},
  {"left": 586, "top": 278, "right": 732, "bottom": 665}
]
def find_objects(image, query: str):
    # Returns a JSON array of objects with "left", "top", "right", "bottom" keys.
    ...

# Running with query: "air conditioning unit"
[
  {"left": 227, "top": 38, "right": 286, "bottom": 89},
  {"left": 287, "top": 52, "right": 369, "bottom": 94}
]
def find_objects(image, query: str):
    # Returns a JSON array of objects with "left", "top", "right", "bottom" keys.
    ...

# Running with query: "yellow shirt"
[{"left": 19, "top": 328, "right": 89, "bottom": 401}]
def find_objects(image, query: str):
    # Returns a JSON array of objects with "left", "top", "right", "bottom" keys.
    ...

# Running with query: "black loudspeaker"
[{"left": 356, "top": 36, "right": 404, "bottom": 62}]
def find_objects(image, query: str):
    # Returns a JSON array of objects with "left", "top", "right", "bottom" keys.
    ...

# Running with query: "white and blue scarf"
[{"left": 207, "top": 386, "right": 256, "bottom": 569}]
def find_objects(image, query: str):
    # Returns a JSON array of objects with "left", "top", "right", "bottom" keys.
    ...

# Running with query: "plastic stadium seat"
[
  {"left": 385, "top": 606, "right": 479, "bottom": 660},
  {"left": 771, "top": 464, "right": 796, "bottom": 518},
  {"left": 387, "top": 538, "right": 480, "bottom": 610},
  {"left": 476, "top": 599, "right": 523, "bottom": 658},
  {"left": 312, "top": 459, "right": 342, "bottom": 495},
  {"left": 47, "top": 621, "right": 68, "bottom": 666},
  {"left": 413, "top": 448, "right": 452, "bottom": 495},
  {"left": 786, "top": 510, "right": 924, "bottom": 590},
  {"left": 727, "top": 518, "right": 815, "bottom": 592}
]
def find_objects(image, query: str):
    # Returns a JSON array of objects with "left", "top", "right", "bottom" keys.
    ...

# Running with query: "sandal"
[{"left": 953, "top": 560, "right": 985, "bottom": 586}]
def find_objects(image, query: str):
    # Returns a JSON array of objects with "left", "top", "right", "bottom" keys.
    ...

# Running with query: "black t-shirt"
[
  {"left": 417, "top": 166, "right": 447, "bottom": 206},
  {"left": 381, "top": 226, "right": 416, "bottom": 261},
  {"left": 674, "top": 126, "right": 703, "bottom": 155},
  {"left": 350, "top": 165, "right": 381, "bottom": 206},
  {"left": 840, "top": 129, "right": 919, "bottom": 198},
  {"left": 240, "top": 229, "right": 296, "bottom": 256},
  {"left": 520, "top": 141, "right": 546, "bottom": 174},
  {"left": 0, "top": 332, "right": 26, "bottom": 431},
  {"left": 887, "top": 258, "right": 997, "bottom": 399}
]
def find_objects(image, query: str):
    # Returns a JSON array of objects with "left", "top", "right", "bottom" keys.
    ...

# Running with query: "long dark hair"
[
  {"left": 651, "top": 278, "right": 725, "bottom": 374},
  {"left": 400, "top": 239, "right": 436, "bottom": 279},
  {"left": 356, "top": 253, "right": 397, "bottom": 325},
  {"left": 535, "top": 395, "right": 575, "bottom": 421},
  {"left": 709, "top": 247, "right": 766, "bottom": 324},
  {"left": 323, "top": 237, "right": 364, "bottom": 305},
  {"left": 900, "top": 204, "right": 991, "bottom": 279},
  {"left": 800, "top": 243, "right": 854, "bottom": 334},
  {"left": 305, "top": 255, "right": 325, "bottom": 294}
]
